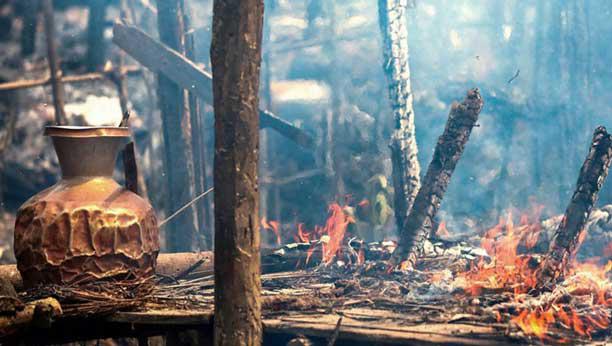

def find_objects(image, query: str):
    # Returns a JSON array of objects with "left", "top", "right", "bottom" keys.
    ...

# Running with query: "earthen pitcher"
[{"left": 14, "top": 126, "right": 159, "bottom": 288}]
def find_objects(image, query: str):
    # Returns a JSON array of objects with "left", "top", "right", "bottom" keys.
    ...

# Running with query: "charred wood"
[
  {"left": 538, "top": 126, "right": 612, "bottom": 284},
  {"left": 391, "top": 89, "right": 483, "bottom": 269},
  {"left": 378, "top": 0, "right": 421, "bottom": 232},
  {"left": 112, "top": 22, "right": 314, "bottom": 149},
  {"left": 211, "top": 0, "right": 264, "bottom": 343},
  {"left": 155, "top": 0, "right": 199, "bottom": 252}
]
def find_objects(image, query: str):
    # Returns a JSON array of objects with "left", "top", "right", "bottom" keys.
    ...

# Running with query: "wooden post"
[
  {"left": 211, "top": 0, "right": 264, "bottom": 344},
  {"left": 391, "top": 89, "right": 483, "bottom": 269},
  {"left": 378, "top": 0, "right": 421, "bottom": 232},
  {"left": 86, "top": 0, "right": 107, "bottom": 71},
  {"left": 19, "top": 0, "right": 38, "bottom": 56},
  {"left": 538, "top": 126, "right": 612, "bottom": 284},
  {"left": 155, "top": 0, "right": 199, "bottom": 252},
  {"left": 183, "top": 8, "right": 211, "bottom": 250},
  {"left": 41, "top": 0, "right": 66, "bottom": 125}
]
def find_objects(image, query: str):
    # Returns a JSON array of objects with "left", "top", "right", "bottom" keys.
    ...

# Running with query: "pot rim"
[{"left": 44, "top": 126, "right": 130, "bottom": 138}]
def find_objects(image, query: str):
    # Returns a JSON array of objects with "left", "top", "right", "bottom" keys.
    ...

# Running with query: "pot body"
[{"left": 13, "top": 126, "right": 159, "bottom": 287}]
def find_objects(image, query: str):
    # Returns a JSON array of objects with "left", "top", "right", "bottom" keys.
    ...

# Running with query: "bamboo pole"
[{"left": 41, "top": 0, "right": 66, "bottom": 125}]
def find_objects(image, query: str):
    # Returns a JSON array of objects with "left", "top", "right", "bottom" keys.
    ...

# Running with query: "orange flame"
[{"left": 261, "top": 217, "right": 281, "bottom": 245}]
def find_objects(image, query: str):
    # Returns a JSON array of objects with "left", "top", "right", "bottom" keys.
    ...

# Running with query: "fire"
[
  {"left": 451, "top": 207, "right": 612, "bottom": 341},
  {"left": 261, "top": 217, "right": 281, "bottom": 245},
  {"left": 435, "top": 221, "right": 450, "bottom": 238},
  {"left": 264, "top": 202, "right": 355, "bottom": 265}
]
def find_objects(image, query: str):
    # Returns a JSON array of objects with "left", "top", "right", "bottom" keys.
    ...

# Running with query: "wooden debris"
[
  {"left": 0, "top": 297, "right": 61, "bottom": 331},
  {"left": 391, "top": 89, "right": 484, "bottom": 268},
  {"left": 112, "top": 22, "right": 315, "bottom": 149},
  {"left": 538, "top": 126, "right": 612, "bottom": 284},
  {"left": 41, "top": 0, "right": 66, "bottom": 125},
  {"left": 211, "top": 0, "right": 264, "bottom": 342}
]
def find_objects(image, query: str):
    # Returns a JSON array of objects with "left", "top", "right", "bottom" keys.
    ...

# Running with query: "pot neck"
[{"left": 52, "top": 136, "right": 127, "bottom": 178}]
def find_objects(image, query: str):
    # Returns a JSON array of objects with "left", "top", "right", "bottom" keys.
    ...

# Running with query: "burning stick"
[
  {"left": 391, "top": 89, "right": 483, "bottom": 269},
  {"left": 538, "top": 127, "right": 612, "bottom": 285}
]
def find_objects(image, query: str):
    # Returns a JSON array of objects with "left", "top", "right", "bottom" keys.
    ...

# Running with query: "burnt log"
[
  {"left": 112, "top": 22, "right": 314, "bottom": 149},
  {"left": 211, "top": 0, "right": 264, "bottom": 344},
  {"left": 538, "top": 126, "right": 612, "bottom": 284},
  {"left": 378, "top": 0, "right": 421, "bottom": 232},
  {"left": 155, "top": 0, "right": 199, "bottom": 252},
  {"left": 391, "top": 89, "right": 483, "bottom": 269}
]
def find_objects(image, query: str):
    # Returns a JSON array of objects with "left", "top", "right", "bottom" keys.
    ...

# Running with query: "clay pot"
[{"left": 14, "top": 126, "right": 159, "bottom": 288}]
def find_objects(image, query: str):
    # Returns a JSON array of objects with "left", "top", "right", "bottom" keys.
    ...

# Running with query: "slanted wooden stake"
[
  {"left": 391, "top": 89, "right": 483, "bottom": 269},
  {"left": 41, "top": 0, "right": 66, "bottom": 125},
  {"left": 211, "top": 0, "right": 264, "bottom": 343},
  {"left": 155, "top": 0, "right": 199, "bottom": 252},
  {"left": 538, "top": 126, "right": 612, "bottom": 284}
]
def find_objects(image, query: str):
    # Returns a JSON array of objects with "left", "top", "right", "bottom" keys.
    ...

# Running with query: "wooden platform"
[{"left": 2, "top": 306, "right": 518, "bottom": 345}]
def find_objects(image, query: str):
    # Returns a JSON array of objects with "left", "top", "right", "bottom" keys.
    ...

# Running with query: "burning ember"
[{"left": 263, "top": 202, "right": 612, "bottom": 343}]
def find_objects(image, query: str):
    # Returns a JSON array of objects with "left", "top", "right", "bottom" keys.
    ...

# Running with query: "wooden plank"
[
  {"left": 107, "top": 308, "right": 514, "bottom": 345},
  {"left": 108, "top": 309, "right": 213, "bottom": 325},
  {"left": 112, "top": 22, "right": 314, "bottom": 149}
]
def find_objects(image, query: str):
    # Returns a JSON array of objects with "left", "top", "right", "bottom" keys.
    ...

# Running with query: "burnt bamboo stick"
[
  {"left": 155, "top": 0, "right": 199, "bottom": 252},
  {"left": 0, "top": 66, "right": 142, "bottom": 92},
  {"left": 41, "top": 0, "right": 66, "bottom": 125},
  {"left": 211, "top": 0, "right": 264, "bottom": 343},
  {"left": 112, "top": 22, "right": 315, "bottom": 149},
  {"left": 391, "top": 89, "right": 483, "bottom": 269},
  {"left": 538, "top": 126, "right": 612, "bottom": 284}
]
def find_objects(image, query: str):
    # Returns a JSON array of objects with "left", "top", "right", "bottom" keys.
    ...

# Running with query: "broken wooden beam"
[
  {"left": 538, "top": 126, "right": 612, "bottom": 284},
  {"left": 391, "top": 89, "right": 483, "bottom": 269},
  {"left": 112, "top": 22, "right": 314, "bottom": 149}
]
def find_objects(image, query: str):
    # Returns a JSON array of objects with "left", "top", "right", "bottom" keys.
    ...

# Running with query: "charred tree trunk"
[
  {"left": 391, "top": 89, "right": 483, "bottom": 268},
  {"left": 211, "top": 0, "right": 264, "bottom": 344},
  {"left": 41, "top": 0, "right": 66, "bottom": 125},
  {"left": 86, "top": 0, "right": 107, "bottom": 71},
  {"left": 377, "top": 0, "right": 421, "bottom": 231},
  {"left": 156, "top": 0, "right": 198, "bottom": 252},
  {"left": 538, "top": 127, "right": 612, "bottom": 284}
]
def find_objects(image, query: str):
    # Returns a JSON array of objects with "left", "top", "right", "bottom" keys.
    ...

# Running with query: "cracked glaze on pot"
[{"left": 14, "top": 126, "right": 159, "bottom": 287}]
